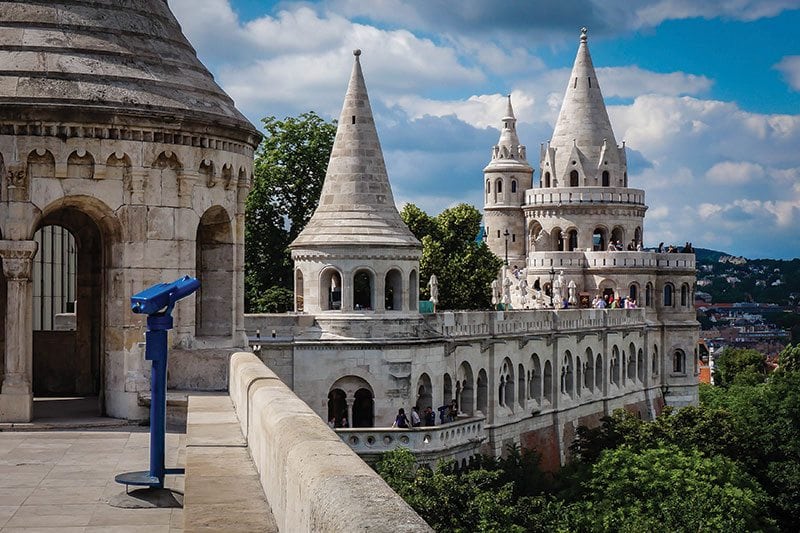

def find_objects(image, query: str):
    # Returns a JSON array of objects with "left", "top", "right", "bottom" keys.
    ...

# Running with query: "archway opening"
[
  {"left": 32, "top": 209, "right": 103, "bottom": 417},
  {"left": 592, "top": 227, "right": 606, "bottom": 251},
  {"left": 416, "top": 373, "right": 433, "bottom": 412},
  {"left": 353, "top": 269, "right": 373, "bottom": 310},
  {"left": 327, "top": 388, "right": 347, "bottom": 427},
  {"left": 295, "top": 269, "right": 304, "bottom": 312},
  {"left": 384, "top": 269, "right": 403, "bottom": 311},
  {"left": 602, "top": 170, "right": 610, "bottom": 187},
  {"left": 543, "top": 171, "right": 551, "bottom": 188},
  {"left": 196, "top": 206, "right": 233, "bottom": 337},
  {"left": 476, "top": 369, "right": 488, "bottom": 414},
  {"left": 458, "top": 362, "right": 474, "bottom": 416},
  {"left": 570, "top": 170, "right": 579, "bottom": 187},
  {"left": 409, "top": 270, "right": 418, "bottom": 311},
  {"left": 320, "top": 268, "right": 342, "bottom": 310},
  {"left": 611, "top": 227, "right": 624, "bottom": 249},
  {"left": 530, "top": 354, "right": 542, "bottom": 403},
  {"left": 352, "top": 388, "right": 374, "bottom": 427},
  {"left": 567, "top": 229, "right": 578, "bottom": 251}
]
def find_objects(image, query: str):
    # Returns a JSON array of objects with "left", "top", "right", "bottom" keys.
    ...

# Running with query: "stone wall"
[{"left": 228, "top": 352, "right": 432, "bottom": 532}]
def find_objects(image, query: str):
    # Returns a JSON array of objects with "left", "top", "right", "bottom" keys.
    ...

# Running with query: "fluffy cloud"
[
  {"left": 774, "top": 55, "right": 800, "bottom": 91},
  {"left": 705, "top": 161, "right": 765, "bottom": 185}
]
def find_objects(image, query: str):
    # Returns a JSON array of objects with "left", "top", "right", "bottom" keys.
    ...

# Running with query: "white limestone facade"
[{"left": 0, "top": 1, "right": 260, "bottom": 421}]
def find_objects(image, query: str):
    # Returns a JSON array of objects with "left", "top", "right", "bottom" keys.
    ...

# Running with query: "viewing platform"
[{"left": 525, "top": 187, "right": 646, "bottom": 207}]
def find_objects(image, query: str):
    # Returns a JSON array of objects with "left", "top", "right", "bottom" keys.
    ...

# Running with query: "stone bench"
[{"left": 183, "top": 394, "right": 277, "bottom": 532}]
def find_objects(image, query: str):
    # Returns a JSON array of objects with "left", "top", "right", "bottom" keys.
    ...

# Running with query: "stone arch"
[
  {"left": 610, "top": 345, "right": 620, "bottom": 386},
  {"left": 601, "top": 170, "right": 610, "bottom": 186},
  {"left": 634, "top": 226, "right": 642, "bottom": 245},
  {"left": 327, "top": 388, "right": 347, "bottom": 427},
  {"left": 221, "top": 163, "right": 234, "bottom": 189},
  {"left": 416, "top": 373, "right": 433, "bottom": 412},
  {"left": 561, "top": 350, "right": 574, "bottom": 398},
  {"left": 329, "top": 375, "right": 374, "bottom": 428},
  {"left": 566, "top": 227, "right": 578, "bottom": 251},
  {"left": 294, "top": 269, "right": 304, "bottom": 312},
  {"left": 319, "top": 267, "right": 342, "bottom": 310},
  {"left": 28, "top": 148, "right": 55, "bottom": 181},
  {"left": 199, "top": 158, "right": 215, "bottom": 187},
  {"left": 598, "top": 279, "right": 616, "bottom": 303},
  {"left": 584, "top": 347, "right": 594, "bottom": 392},
  {"left": 150, "top": 151, "right": 181, "bottom": 204},
  {"left": 67, "top": 150, "right": 95, "bottom": 179},
  {"left": 645, "top": 282, "right": 653, "bottom": 307},
  {"left": 196, "top": 206, "right": 233, "bottom": 337},
  {"left": 543, "top": 171, "right": 551, "bottom": 188},
  {"left": 637, "top": 348, "right": 645, "bottom": 382},
  {"left": 31, "top": 199, "right": 120, "bottom": 403},
  {"left": 592, "top": 226, "right": 608, "bottom": 251},
  {"left": 443, "top": 373, "right": 453, "bottom": 406},
  {"left": 569, "top": 169, "right": 579, "bottom": 187},
  {"left": 500, "top": 357, "right": 514, "bottom": 411},
  {"left": 528, "top": 221, "right": 544, "bottom": 251},
  {"left": 627, "top": 342, "right": 636, "bottom": 381},
  {"left": 457, "top": 362, "right": 475, "bottom": 416},
  {"left": 611, "top": 226, "right": 624, "bottom": 248},
  {"left": 552, "top": 227, "right": 564, "bottom": 251},
  {"left": 494, "top": 178, "right": 502, "bottom": 202},
  {"left": 384, "top": 268, "right": 403, "bottom": 311},
  {"left": 664, "top": 282, "right": 674, "bottom": 307},
  {"left": 543, "top": 360, "right": 553, "bottom": 404},
  {"left": 595, "top": 352, "right": 603, "bottom": 390},
  {"left": 105, "top": 152, "right": 132, "bottom": 192},
  {"left": 530, "top": 353, "right": 542, "bottom": 403},
  {"left": 476, "top": 369, "right": 488, "bottom": 414},
  {"left": 409, "top": 270, "right": 418, "bottom": 311},
  {"left": 237, "top": 167, "right": 247, "bottom": 188},
  {"left": 352, "top": 268, "right": 374, "bottom": 310},
  {"left": 652, "top": 345, "right": 659, "bottom": 376},
  {"left": 629, "top": 282, "right": 639, "bottom": 303},
  {"left": 672, "top": 349, "right": 686, "bottom": 374},
  {"left": 517, "top": 363, "right": 525, "bottom": 408}
]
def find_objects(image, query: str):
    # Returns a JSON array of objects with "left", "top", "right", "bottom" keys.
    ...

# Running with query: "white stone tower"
[
  {"left": 290, "top": 50, "right": 422, "bottom": 315},
  {"left": 483, "top": 96, "right": 532, "bottom": 269}
]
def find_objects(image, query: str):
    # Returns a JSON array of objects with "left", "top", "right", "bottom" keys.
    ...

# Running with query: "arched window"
[
  {"left": 570, "top": 170, "right": 579, "bottom": 187},
  {"left": 610, "top": 346, "right": 620, "bottom": 386},
  {"left": 444, "top": 373, "right": 453, "bottom": 405},
  {"left": 530, "top": 354, "right": 542, "bottom": 403},
  {"left": 543, "top": 360, "right": 553, "bottom": 404},
  {"left": 409, "top": 270, "right": 418, "bottom": 311},
  {"left": 500, "top": 359, "right": 514, "bottom": 411},
  {"left": 624, "top": 171, "right": 628, "bottom": 187},
  {"left": 664, "top": 283, "right": 674, "bottom": 307},
  {"left": 196, "top": 206, "right": 233, "bottom": 336},
  {"left": 416, "top": 374, "right": 433, "bottom": 412},
  {"left": 652, "top": 345, "right": 659, "bottom": 376},
  {"left": 637, "top": 348, "right": 644, "bottom": 382},
  {"left": 645, "top": 282, "right": 653, "bottom": 307},
  {"left": 561, "top": 351, "right": 574, "bottom": 398},
  {"left": 511, "top": 179, "right": 517, "bottom": 193},
  {"left": 673, "top": 349, "right": 685, "bottom": 374},
  {"left": 353, "top": 269, "right": 373, "bottom": 310},
  {"left": 681, "top": 283, "right": 689, "bottom": 307},
  {"left": 544, "top": 172, "right": 551, "bottom": 188},
  {"left": 627, "top": 343, "right": 636, "bottom": 381},
  {"left": 320, "top": 268, "right": 342, "bottom": 310},
  {"left": 384, "top": 269, "right": 403, "bottom": 311},
  {"left": 458, "top": 362, "right": 475, "bottom": 416},
  {"left": 595, "top": 353, "right": 603, "bottom": 390},
  {"left": 486, "top": 180, "right": 490, "bottom": 194},
  {"left": 575, "top": 356, "right": 582, "bottom": 397},
  {"left": 567, "top": 229, "right": 578, "bottom": 251},
  {"left": 518, "top": 363, "right": 525, "bottom": 408},
  {"left": 295, "top": 269, "right": 304, "bottom": 312},
  {"left": 496, "top": 179, "right": 503, "bottom": 193},
  {"left": 584, "top": 348, "right": 594, "bottom": 392},
  {"left": 477, "top": 369, "right": 488, "bottom": 414},
  {"left": 592, "top": 227, "right": 606, "bottom": 251},
  {"left": 629, "top": 283, "right": 638, "bottom": 302},
  {"left": 602, "top": 170, "right": 610, "bottom": 187}
]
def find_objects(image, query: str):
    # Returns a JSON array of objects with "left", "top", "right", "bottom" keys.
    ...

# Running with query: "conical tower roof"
[
  {"left": 0, "top": 0, "right": 259, "bottom": 143},
  {"left": 291, "top": 50, "right": 420, "bottom": 248},
  {"left": 484, "top": 95, "right": 531, "bottom": 172},
  {"left": 550, "top": 28, "right": 617, "bottom": 150}
]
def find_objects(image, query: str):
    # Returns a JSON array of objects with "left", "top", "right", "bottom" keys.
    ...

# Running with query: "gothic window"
[
  {"left": 570, "top": 170, "right": 579, "bottom": 187},
  {"left": 673, "top": 350, "right": 686, "bottom": 374},
  {"left": 486, "top": 180, "right": 490, "bottom": 194},
  {"left": 664, "top": 283, "right": 674, "bottom": 307},
  {"left": 544, "top": 172, "right": 551, "bottom": 188},
  {"left": 681, "top": 283, "right": 689, "bottom": 307},
  {"left": 624, "top": 172, "right": 628, "bottom": 187},
  {"left": 511, "top": 179, "right": 517, "bottom": 193},
  {"left": 496, "top": 179, "right": 503, "bottom": 193},
  {"left": 602, "top": 170, "right": 610, "bottom": 187},
  {"left": 629, "top": 283, "right": 638, "bottom": 302},
  {"left": 645, "top": 283, "right": 653, "bottom": 307},
  {"left": 592, "top": 227, "right": 606, "bottom": 251}
]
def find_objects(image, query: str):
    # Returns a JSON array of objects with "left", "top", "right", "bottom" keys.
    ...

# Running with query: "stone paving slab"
[{"left": 0, "top": 428, "right": 185, "bottom": 532}]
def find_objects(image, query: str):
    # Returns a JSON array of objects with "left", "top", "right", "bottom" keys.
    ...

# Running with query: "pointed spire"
[
  {"left": 550, "top": 27, "right": 617, "bottom": 150},
  {"left": 503, "top": 94, "right": 515, "bottom": 120},
  {"left": 291, "top": 50, "right": 420, "bottom": 248}
]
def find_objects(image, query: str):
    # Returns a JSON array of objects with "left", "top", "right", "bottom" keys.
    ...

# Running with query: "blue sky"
[{"left": 170, "top": 0, "right": 800, "bottom": 259}]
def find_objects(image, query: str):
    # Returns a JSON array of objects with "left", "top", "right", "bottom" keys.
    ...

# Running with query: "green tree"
[
  {"left": 569, "top": 445, "right": 774, "bottom": 532},
  {"left": 245, "top": 112, "right": 336, "bottom": 312},
  {"left": 713, "top": 347, "right": 768, "bottom": 386},
  {"left": 400, "top": 203, "right": 502, "bottom": 310}
]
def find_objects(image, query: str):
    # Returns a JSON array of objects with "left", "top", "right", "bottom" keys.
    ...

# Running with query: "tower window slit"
[
  {"left": 588, "top": 77, "right": 591, "bottom": 88},
  {"left": 351, "top": 116, "right": 356, "bottom": 124}
]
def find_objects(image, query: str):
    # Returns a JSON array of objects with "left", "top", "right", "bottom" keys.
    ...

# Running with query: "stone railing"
[
  {"left": 425, "top": 308, "right": 646, "bottom": 339},
  {"left": 527, "top": 251, "right": 695, "bottom": 270},
  {"left": 526, "top": 187, "right": 645, "bottom": 206},
  {"left": 337, "top": 416, "right": 486, "bottom": 464},
  {"left": 229, "top": 352, "right": 432, "bottom": 532}
]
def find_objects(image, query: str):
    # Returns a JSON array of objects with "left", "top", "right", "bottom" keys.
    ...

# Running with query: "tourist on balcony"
[
  {"left": 393, "top": 408, "right": 409, "bottom": 428},
  {"left": 423, "top": 406, "right": 436, "bottom": 426},
  {"left": 411, "top": 406, "right": 421, "bottom": 427}
]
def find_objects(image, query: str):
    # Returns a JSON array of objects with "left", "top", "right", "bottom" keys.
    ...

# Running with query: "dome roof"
[{"left": 0, "top": 0, "right": 258, "bottom": 142}]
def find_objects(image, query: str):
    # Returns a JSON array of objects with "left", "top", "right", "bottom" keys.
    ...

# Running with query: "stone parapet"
[
  {"left": 525, "top": 187, "right": 645, "bottom": 207},
  {"left": 229, "top": 352, "right": 432, "bottom": 532},
  {"left": 337, "top": 416, "right": 486, "bottom": 466},
  {"left": 527, "top": 251, "right": 695, "bottom": 271}
]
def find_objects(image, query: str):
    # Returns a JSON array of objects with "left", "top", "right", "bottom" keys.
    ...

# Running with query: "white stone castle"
[{"left": 249, "top": 30, "right": 698, "bottom": 467}]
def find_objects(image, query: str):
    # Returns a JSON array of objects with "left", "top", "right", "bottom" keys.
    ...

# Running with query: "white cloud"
[
  {"left": 706, "top": 161, "right": 765, "bottom": 185},
  {"left": 388, "top": 91, "right": 536, "bottom": 129},
  {"left": 631, "top": 0, "right": 798, "bottom": 27},
  {"left": 775, "top": 56, "right": 800, "bottom": 91}
]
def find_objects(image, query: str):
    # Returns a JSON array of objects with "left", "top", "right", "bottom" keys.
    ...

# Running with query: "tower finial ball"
[
  {"left": 580, "top": 27, "right": 588, "bottom": 42},
  {"left": 353, "top": 49, "right": 361, "bottom": 57}
]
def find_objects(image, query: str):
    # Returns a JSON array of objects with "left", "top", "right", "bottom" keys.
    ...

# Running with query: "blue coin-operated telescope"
[{"left": 116, "top": 275, "right": 200, "bottom": 491}]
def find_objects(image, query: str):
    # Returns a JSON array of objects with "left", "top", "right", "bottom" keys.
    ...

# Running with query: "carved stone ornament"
[
  {"left": 6, "top": 165, "right": 27, "bottom": 188},
  {"left": 0, "top": 241, "right": 38, "bottom": 280}
]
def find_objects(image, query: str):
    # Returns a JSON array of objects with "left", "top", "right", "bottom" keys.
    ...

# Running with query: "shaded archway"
[
  {"left": 584, "top": 348, "right": 594, "bottom": 392},
  {"left": 196, "top": 206, "right": 233, "bottom": 337},
  {"left": 595, "top": 353, "right": 603, "bottom": 390},
  {"left": 530, "top": 354, "right": 542, "bottom": 403},
  {"left": 384, "top": 269, "right": 403, "bottom": 311},
  {"left": 320, "top": 267, "right": 342, "bottom": 310},
  {"left": 458, "top": 362, "right": 475, "bottom": 415},
  {"left": 673, "top": 349, "right": 685, "bottom": 374},
  {"left": 353, "top": 269, "right": 373, "bottom": 310},
  {"left": 476, "top": 369, "right": 488, "bottom": 414},
  {"left": 610, "top": 345, "right": 620, "bottom": 386},
  {"left": 543, "top": 360, "right": 553, "bottom": 404},
  {"left": 592, "top": 227, "right": 607, "bottom": 251},
  {"left": 561, "top": 351, "right": 574, "bottom": 398},
  {"left": 637, "top": 348, "right": 645, "bottom": 382},
  {"left": 416, "top": 373, "right": 433, "bottom": 412},
  {"left": 295, "top": 269, "right": 304, "bottom": 312},
  {"left": 33, "top": 210, "right": 102, "bottom": 399},
  {"left": 352, "top": 388, "right": 374, "bottom": 428},
  {"left": 327, "top": 388, "right": 346, "bottom": 427},
  {"left": 409, "top": 270, "right": 418, "bottom": 311}
]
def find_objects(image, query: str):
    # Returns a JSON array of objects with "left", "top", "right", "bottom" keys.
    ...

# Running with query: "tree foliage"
[
  {"left": 400, "top": 203, "right": 502, "bottom": 310},
  {"left": 713, "top": 347, "right": 768, "bottom": 386},
  {"left": 245, "top": 112, "right": 336, "bottom": 312}
]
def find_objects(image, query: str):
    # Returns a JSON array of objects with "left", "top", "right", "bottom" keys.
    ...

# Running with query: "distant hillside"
[{"left": 694, "top": 247, "right": 730, "bottom": 263}]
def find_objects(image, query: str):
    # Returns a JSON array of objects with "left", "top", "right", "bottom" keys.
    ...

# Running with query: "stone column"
[
  {"left": 0, "top": 240, "right": 38, "bottom": 422},
  {"left": 345, "top": 398, "right": 353, "bottom": 428}
]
